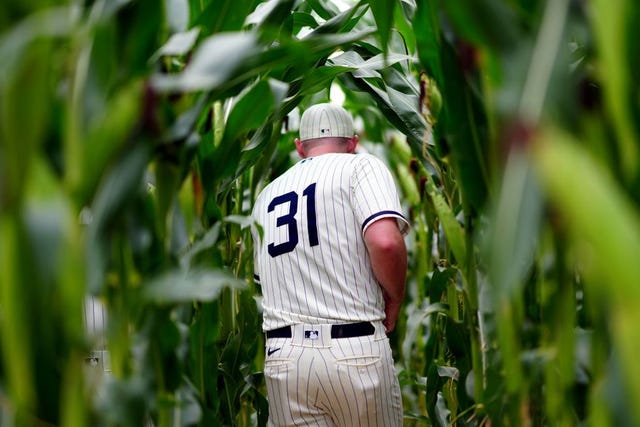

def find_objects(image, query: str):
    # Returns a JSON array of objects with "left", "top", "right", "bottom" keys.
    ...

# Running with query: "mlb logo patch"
[{"left": 304, "top": 330, "right": 319, "bottom": 340}]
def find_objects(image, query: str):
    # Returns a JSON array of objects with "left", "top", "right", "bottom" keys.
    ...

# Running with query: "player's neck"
[
  {"left": 302, "top": 139, "right": 356, "bottom": 158},
  {"left": 304, "top": 146, "right": 349, "bottom": 157},
  {"left": 296, "top": 136, "right": 358, "bottom": 158}
]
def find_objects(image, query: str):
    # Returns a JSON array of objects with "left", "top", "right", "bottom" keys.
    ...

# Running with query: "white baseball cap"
[{"left": 299, "top": 103, "right": 354, "bottom": 141}]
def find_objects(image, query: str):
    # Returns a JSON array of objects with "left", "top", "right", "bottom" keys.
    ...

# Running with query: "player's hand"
[
  {"left": 383, "top": 317, "right": 396, "bottom": 333},
  {"left": 383, "top": 298, "right": 402, "bottom": 333}
]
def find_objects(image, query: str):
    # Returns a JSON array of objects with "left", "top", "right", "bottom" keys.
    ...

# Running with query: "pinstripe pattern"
[
  {"left": 83, "top": 296, "right": 111, "bottom": 373},
  {"left": 252, "top": 151, "right": 408, "bottom": 426},
  {"left": 252, "top": 153, "right": 408, "bottom": 330},
  {"left": 299, "top": 104, "right": 353, "bottom": 141},
  {"left": 264, "top": 323, "right": 402, "bottom": 427}
]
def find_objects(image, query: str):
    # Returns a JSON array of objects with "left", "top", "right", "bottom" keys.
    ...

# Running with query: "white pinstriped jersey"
[{"left": 252, "top": 152, "right": 409, "bottom": 331}]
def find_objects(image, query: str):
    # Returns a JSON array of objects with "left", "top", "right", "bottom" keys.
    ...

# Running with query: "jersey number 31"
[{"left": 267, "top": 183, "right": 319, "bottom": 257}]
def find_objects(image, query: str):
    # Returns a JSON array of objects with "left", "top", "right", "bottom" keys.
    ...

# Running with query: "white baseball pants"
[{"left": 264, "top": 321, "right": 403, "bottom": 426}]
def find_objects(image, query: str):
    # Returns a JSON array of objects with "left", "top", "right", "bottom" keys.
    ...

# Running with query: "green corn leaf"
[
  {"left": 249, "top": 0, "right": 296, "bottom": 38},
  {"left": 480, "top": 150, "right": 543, "bottom": 394},
  {"left": 395, "top": 163, "right": 421, "bottom": 207},
  {"left": 436, "top": 38, "right": 491, "bottom": 212},
  {"left": 534, "top": 128, "right": 640, "bottom": 420},
  {"left": 422, "top": 168, "right": 467, "bottom": 272},
  {"left": 194, "top": 0, "right": 260, "bottom": 34},
  {"left": 1, "top": 39, "right": 52, "bottom": 210},
  {"left": 589, "top": 0, "right": 640, "bottom": 181},
  {"left": 150, "top": 32, "right": 263, "bottom": 92},
  {"left": 439, "top": 0, "right": 519, "bottom": 53},
  {"left": 86, "top": 142, "right": 152, "bottom": 294},
  {"left": 0, "top": 6, "right": 75, "bottom": 82},
  {"left": 292, "top": 11, "right": 320, "bottom": 31},
  {"left": 224, "top": 79, "right": 288, "bottom": 145},
  {"left": 483, "top": 150, "right": 543, "bottom": 299},
  {"left": 413, "top": 0, "right": 443, "bottom": 85},
  {"left": 534, "top": 128, "right": 640, "bottom": 306},
  {"left": 299, "top": 65, "right": 357, "bottom": 95},
  {"left": 77, "top": 80, "right": 146, "bottom": 205},
  {"left": 151, "top": 28, "right": 200, "bottom": 61},
  {"left": 0, "top": 215, "right": 36, "bottom": 415},
  {"left": 330, "top": 51, "right": 416, "bottom": 77},
  {"left": 142, "top": 268, "right": 246, "bottom": 305},
  {"left": 151, "top": 29, "right": 373, "bottom": 94},
  {"left": 350, "top": 75, "right": 427, "bottom": 146},
  {"left": 366, "top": 0, "right": 395, "bottom": 54}
]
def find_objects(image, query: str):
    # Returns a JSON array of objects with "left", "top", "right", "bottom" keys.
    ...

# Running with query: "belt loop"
[
  {"left": 372, "top": 320, "right": 386, "bottom": 338},
  {"left": 290, "top": 324, "right": 305, "bottom": 346}
]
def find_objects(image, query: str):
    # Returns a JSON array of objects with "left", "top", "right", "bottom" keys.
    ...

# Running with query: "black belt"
[{"left": 266, "top": 322, "right": 375, "bottom": 339}]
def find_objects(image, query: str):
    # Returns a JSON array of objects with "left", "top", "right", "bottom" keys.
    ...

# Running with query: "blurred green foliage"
[{"left": 1, "top": 0, "right": 640, "bottom": 426}]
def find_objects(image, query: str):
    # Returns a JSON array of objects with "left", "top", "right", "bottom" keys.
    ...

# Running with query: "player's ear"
[
  {"left": 346, "top": 135, "right": 358, "bottom": 153},
  {"left": 295, "top": 138, "right": 306, "bottom": 158}
]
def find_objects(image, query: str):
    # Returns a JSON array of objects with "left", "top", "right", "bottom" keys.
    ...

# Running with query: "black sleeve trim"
[{"left": 361, "top": 210, "right": 407, "bottom": 232}]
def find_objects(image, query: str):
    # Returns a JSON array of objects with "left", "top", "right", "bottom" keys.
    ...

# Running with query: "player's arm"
[{"left": 364, "top": 217, "right": 407, "bottom": 333}]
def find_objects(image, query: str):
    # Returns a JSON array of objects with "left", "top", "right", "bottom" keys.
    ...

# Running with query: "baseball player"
[{"left": 251, "top": 103, "right": 409, "bottom": 426}]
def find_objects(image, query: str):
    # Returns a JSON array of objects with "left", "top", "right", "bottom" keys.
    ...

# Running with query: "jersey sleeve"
[{"left": 351, "top": 154, "right": 410, "bottom": 236}]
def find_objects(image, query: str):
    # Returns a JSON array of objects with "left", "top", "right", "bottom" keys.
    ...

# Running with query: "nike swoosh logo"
[{"left": 267, "top": 347, "right": 281, "bottom": 356}]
